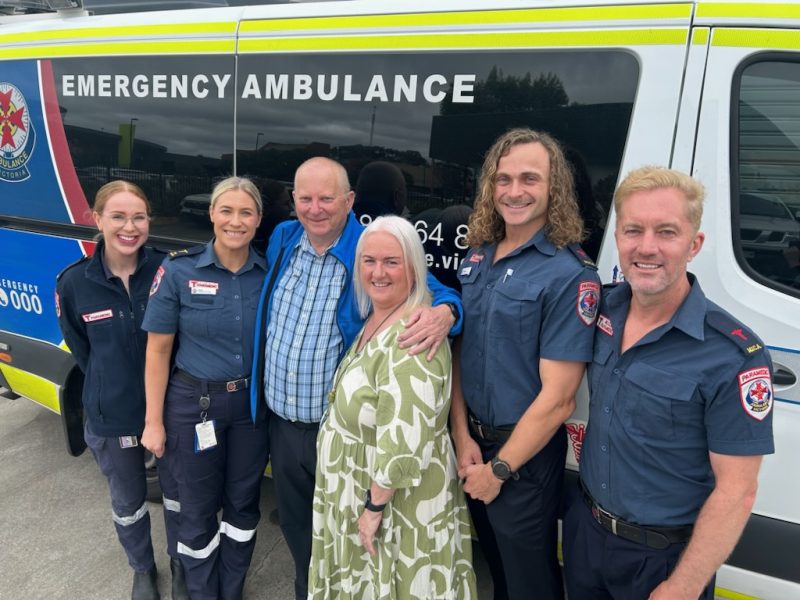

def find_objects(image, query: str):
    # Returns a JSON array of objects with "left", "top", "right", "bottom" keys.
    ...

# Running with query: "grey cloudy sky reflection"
[{"left": 52, "top": 50, "right": 637, "bottom": 162}]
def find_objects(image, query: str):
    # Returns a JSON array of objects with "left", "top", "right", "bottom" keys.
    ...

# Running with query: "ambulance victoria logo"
[
  {"left": 0, "top": 82, "right": 36, "bottom": 183},
  {"left": 738, "top": 367, "right": 773, "bottom": 421}
]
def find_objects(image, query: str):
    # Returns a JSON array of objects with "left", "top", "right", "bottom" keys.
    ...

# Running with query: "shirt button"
[
  {"left": 234, "top": 295, "right": 240, "bottom": 300},
  {"left": 601, "top": 445, "right": 607, "bottom": 452},
  {"left": 232, "top": 275, "right": 237, "bottom": 280},
  {"left": 288, "top": 373, "right": 295, "bottom": 379},
  {"left": 486, "top": 283, "right": 493, "bottom": 289},
  {"left": 235, "top": 354, "right": 240, "bottom": 359},
  {"left": 235, "top": 337, "right": 240, "bottom": 342},
  {"left": 604, "top": 406, "right": 610, "bottom": 413},
  {"left": 235, "top": 315, "right": 240, "bottom": 321},
  {"left": 613, "top": 368, "right": 621, "bottom": 375},
  {"left": 288, "top": 396, "right": 295, "bottom": 404},
  {"left": 601, "top": 483, "right": 607, "bottom": 490}
]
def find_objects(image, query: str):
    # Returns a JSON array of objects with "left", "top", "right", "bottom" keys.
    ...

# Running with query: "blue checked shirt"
[{"left": 264, "top": 233, "right": 346, "bottom": 423}]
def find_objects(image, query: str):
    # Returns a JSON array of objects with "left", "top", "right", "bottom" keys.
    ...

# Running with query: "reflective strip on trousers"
[
  {"left": 220, "top": 520, "right": 256, "bottom": 543},
  {"left": 163, "top": 496, "right": 181, "bottom": 513},
  {"left": 177, "top": 531, "right": 220, "bottom": 560},
  {"left": 112, "top": 501, "right": 148, "bottom": 527}
]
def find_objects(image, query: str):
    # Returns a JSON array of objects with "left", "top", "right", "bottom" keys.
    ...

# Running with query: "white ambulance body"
[{"left": 0, "top": 1, "right": 798, "bottom": 597}]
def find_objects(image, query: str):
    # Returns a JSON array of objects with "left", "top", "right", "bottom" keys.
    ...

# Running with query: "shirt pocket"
[
  {"left": 588, "top": 342, "right": 613, "bottom": 399},
  {"left": 621, "top": 362, "right": 697, "bottom": 442},
  {"left": 179, "top": 291, "right": 225, "bottom": 337},
  {"left": 490, "top": 278, "right": 544, "bottom": 343}
]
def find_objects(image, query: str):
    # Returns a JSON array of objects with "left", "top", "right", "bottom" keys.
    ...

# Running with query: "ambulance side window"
[
  {"left": 734, "top": 57, "right": 800, "bottom": 296},
  {"left": 52, "top": 56, "right": 236, "bottom": 243},
  {"left": 235, "top": 50, "right": 639, "bottom": 286}
]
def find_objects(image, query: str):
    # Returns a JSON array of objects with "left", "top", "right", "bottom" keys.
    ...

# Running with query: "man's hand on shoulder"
[{"left": 397, "top": 304, "right": 454, "bottom": 360}]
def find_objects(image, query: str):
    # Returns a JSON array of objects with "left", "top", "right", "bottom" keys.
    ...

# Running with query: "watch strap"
[{"left": 364, "top": 489, "right": 387, "bottom": 512}]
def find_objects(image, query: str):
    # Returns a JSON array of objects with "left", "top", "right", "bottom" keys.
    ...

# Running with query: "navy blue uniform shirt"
[
  {"left": 56, "top": 241, "right": 163, "bottom": 437},
  {"left": 457, "top": 228, "right": 600, "bottom": 427},
  {"left": 142, "top": 240, "right": 266, "bottom": 381},
  {"left": 581, "top": 276, "right": 775, "bottom": 527}
]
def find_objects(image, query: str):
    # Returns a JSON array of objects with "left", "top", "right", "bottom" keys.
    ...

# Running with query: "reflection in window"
[
  {"left": 237, "top": 51, "right": 638, "bottom": 284},
  {"left": 737, "top": 61, "right": 800, "bottom": 292},
  {"left": 52, "top": 56, "right": 236, "bottom": 243}
]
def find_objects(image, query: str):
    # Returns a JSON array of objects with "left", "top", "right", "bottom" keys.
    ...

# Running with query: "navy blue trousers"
[
  {"left": 467, "top": 426, "right": 567, "bottom": 600},
  {"left": 562, "top": 484, "right": 715, "bottom": 600},
  {"left": 164, "top": 376, "right": 269, "bottom": 600},
  {"left": 84, "top": 421, "right": 156, "bottom": 573}
]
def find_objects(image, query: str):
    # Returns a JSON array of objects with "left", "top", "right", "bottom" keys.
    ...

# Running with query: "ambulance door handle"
[{"left": 772, "top": 364, "right": 796, "bottom": 387}]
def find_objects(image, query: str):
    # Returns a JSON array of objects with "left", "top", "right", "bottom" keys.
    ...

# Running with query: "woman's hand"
[
  {"left": 357, "top": 509, "right": 383, "bottom": 557},
  {"left": 141, "top": 421, "right": 166, "bottom": 458}
]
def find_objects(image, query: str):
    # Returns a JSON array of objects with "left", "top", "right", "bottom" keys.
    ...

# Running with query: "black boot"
[
  {"left": 131, "top": 565, "right": 160, "bottom": 600},
  {"left": 170, "top": 558, "right": 189, "bottom": 600}
]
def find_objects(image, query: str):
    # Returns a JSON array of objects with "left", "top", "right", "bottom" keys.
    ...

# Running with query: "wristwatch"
[
  {"left": 491, "top": 456, "right": 519, "bottom": 481},
  {"left": 364, "top": 489, "right": 387, "bottom": 513}
]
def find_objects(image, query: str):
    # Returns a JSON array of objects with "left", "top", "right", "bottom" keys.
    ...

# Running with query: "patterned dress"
[{"left": 308, "top": 319, "right": 476, "bottom": 600}]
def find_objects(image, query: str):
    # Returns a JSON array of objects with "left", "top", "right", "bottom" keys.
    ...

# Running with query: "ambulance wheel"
[{"left": 145, "top": 450, "right": 162, "bottom": 503}]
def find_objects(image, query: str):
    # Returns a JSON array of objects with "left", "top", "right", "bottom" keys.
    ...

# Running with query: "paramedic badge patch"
[
  {"left": 150, "top": 265, "right": 165, "bottom": 297},
  {"left": 0, "top": 82, "right": 36, "bottom": 183},
  {"left": 738, "top": 367, "right": 773, "bottom": 421},
  {"left": 577, "top": 281, "right": 600, "bottom": 326}
]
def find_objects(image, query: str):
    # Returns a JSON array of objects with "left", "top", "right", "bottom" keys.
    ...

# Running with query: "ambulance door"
[{"left": 686, "top": 14, "right": 800, "bottom": 598}]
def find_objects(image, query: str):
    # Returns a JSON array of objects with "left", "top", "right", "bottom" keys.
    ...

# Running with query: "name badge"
[
  {"left": 195, "top": 420, "right": 218, "bottom": 452},
  {"left": 82, "top": 308, "right": 113, "bottom": 323},
  {"left": 189, "top": 280, "right": 219, "bottom": 295},
  {"left": 119, "top": 435, "right": 138, "bottom": 449}
]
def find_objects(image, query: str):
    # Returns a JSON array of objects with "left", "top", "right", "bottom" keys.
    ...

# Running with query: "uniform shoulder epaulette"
[
  {"left": 567, "top": 243, "right": 597, "bottom": 270},
  {"left": 56, "top": 254, "right": 90, "bottom": 281},
  {"left": 707, "top": 309, "right": 765, "bottom": 356},
  {"left": 167, "top": 245, "right": 204, "bottom": 260}
]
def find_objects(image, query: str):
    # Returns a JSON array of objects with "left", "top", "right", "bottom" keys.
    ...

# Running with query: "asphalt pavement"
[{"left": 0, "top": 394, "right": 491, "bottom": 599}]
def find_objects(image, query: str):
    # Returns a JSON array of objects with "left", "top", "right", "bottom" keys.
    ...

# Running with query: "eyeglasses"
[{"left": 104, "top": 213, "right": 150, "bottom": 226}]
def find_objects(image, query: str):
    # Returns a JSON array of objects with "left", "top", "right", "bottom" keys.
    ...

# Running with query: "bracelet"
[
  {"left": 444, "top": 302, "right": 459, "bottom": 322},
  {"left": 364, "top": 489, "right": 387, "bottom": 513}
]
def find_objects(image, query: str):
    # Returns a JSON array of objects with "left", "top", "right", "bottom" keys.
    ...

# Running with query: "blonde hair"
[
  {"left": 467, "top": 128, "right": 585, "bottom": 248},
  {"left": 354, "top": 216, "right": 431, "bottom": 318},
  {"left": 614, "top": 166, "right": 705, "bottom": 231},
  {"left": 93, "top": 180, "right": 150, "bottom": 215},
  {"left": 210, "top": 176, "right": 262, "bottom": 214}
]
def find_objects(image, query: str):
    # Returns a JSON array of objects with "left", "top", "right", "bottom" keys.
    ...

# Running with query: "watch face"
[{"left": 492, "top": 457, "right": 511, "bottom": 480}]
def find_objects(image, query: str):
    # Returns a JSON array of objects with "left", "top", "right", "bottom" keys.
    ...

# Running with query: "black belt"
[
  {"left": 579, "top": 480, "right": 693, "bottom": 550},
  {"left": 174, "top": 368, "right": 249, "bottom": 393},
  {"left": 272, "top": 411, "right": 319, "bottom": 430},
  {"left": 467, "top": 412, "right": 514, "bottom": 443}
]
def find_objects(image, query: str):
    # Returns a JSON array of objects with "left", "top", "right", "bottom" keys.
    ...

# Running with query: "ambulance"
[{"left": 0, "top": 0, "right": 798, "bottom": 596}]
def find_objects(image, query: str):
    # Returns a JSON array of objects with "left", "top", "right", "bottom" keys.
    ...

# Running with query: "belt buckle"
[
  {"left": 592, "top": 504, "right": 618, "bottom": 536},
  {"left": 226, "top": 380, "right": 237, "bottom": 392}
]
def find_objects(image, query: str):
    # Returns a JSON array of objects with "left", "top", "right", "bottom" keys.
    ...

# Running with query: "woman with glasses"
[{"left": 56, "top": 180, "right": 187, "bottom": 600}]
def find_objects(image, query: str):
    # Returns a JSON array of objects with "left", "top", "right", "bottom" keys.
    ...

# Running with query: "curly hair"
[{"left": 466, "top": 128, "right": 585, "bottom": 248}]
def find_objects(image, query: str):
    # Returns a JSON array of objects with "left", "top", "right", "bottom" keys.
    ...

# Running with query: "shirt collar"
[
  {"left": 607, "top": 273, "right": 706, "bottom": 341},
  {"left": 491, "top": 226, "right": 556, "bottom": 259},
  {"left": 196, "top": 239, "right": 265, "bottom": 273},
  {"left": 298, "top": 231, "right": 342, "bottom": 256},
  {"left": 664, "top": 273, "right": 706, "bottom": 341},
  {"left": 95, "top": 239, "right": 147, "bottom": 281}
]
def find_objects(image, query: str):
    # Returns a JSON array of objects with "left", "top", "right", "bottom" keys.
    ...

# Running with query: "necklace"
[{"left": 326, "top": 301, "right": 405, "bottom": 405}]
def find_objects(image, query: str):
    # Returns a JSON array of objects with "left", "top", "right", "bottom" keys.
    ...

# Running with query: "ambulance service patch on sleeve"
[
  {"left": 577, "top": 281, "right": 600, "bottom": 326},
  {"left": 738, "top": 367, "right": 773, "bottom": 421},
  {"left": 150, "top": 265, "right": 165, "bottom": 297}
]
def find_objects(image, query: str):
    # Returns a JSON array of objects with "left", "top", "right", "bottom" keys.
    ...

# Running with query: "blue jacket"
[
  {"left": 56, "top": 241, "right": 163, "bottom": 437},
  {"left": 250, "top": 211, "right": 462, "bottom": 422}
]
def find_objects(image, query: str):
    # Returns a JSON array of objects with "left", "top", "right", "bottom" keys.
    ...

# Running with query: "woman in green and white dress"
[{"left": 308, "top": 216, "right": 476, "bottom": 600}]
